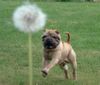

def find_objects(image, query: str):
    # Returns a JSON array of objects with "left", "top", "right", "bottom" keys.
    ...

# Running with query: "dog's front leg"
[
  {"left": 42, "top": 58, "right": 49, "bottom": 68},
  {"left": 42, "top": 58, "right": 59, "bottom": 77},
  {"left": 42, "top": 58, "right": 49, "bottom": 77}
]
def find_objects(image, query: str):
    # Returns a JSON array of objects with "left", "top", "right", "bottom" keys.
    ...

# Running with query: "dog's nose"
[{"left": 46, "top": 38, "right": 52, "bottom": 42}]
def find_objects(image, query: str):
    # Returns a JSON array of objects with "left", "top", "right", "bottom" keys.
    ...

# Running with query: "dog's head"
[{"left": 42, "top": 29, "right": 61, "bottom": 49}]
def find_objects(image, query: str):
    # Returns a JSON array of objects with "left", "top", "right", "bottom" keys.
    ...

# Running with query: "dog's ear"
[{"left": 55, "top": 30, "right": 60, "bottom": 34}]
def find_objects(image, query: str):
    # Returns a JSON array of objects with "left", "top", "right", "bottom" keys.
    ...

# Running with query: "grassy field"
[{"left": 0, "top": 1, "right": 100, "bottom": 85}]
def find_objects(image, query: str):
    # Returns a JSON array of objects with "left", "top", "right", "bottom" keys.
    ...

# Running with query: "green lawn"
[{"left": 0, "top": 1, "right": 100, "bottom": 85}]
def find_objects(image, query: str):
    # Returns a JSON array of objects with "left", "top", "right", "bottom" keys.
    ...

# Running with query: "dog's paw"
[{"left": 41, "top": 70, "right": 48, "bottom": 77}]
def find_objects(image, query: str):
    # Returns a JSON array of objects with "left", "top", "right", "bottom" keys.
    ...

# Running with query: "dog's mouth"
[
  {"left": 45, "top": 44, "right": 58, "bottom": 49},
  {"left": 44, "top": 42, "right": 57, "bottom": 49}
]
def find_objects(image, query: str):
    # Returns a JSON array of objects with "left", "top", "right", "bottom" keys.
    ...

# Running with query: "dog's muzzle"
[
  {"left": 43, "top": 38, "right": 59, "bottom": 49},
  {"left": 44, "top": 38, "right": 54, "bottom": 49}
]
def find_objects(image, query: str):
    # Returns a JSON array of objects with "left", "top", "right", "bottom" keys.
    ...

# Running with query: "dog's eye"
[
  {"left": 52, "top": 36, "right": 56, "bottom": 39},
  {"left": 52, "top": 36, "right": 59, "bottom": 39},
  {"left": 52, "top": 36, "right": 60, "bottom": 40}
]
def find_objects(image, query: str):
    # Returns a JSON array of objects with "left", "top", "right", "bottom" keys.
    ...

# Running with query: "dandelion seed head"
[{"left": 13, "top": 4, "right": 46, "bottom": 32}]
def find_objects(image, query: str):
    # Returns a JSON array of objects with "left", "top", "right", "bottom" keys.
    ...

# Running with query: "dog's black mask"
[{"left": 42, "top": 31, "right": 60, "bottom": 49}]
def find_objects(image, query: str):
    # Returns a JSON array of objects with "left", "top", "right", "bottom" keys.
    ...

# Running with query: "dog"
[{"left": 41, "top": 29, "right": 77, "bottom": 80}]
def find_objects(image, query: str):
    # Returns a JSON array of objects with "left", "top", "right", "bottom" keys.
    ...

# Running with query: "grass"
[{"left": 0, "top": 1, "right": 100, "bottom": 85}]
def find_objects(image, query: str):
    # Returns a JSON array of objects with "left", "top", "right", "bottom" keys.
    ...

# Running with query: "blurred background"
[{"left": 0, "top": 0, "right": 100, "bottom": 85}]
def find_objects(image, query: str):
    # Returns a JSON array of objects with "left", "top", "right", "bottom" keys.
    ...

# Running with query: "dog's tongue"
[{"left": 49, "top": 46, "right": 53, "bottom": 49}]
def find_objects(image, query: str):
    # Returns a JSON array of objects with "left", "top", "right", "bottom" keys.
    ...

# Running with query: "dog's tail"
[{"left": 66, "top": 32, "right": 70, "bottom": 43}]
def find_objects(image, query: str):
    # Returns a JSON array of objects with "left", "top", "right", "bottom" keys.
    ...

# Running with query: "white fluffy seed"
[{"left": 13, "top": 4, "right": 47, "bottom": 32}]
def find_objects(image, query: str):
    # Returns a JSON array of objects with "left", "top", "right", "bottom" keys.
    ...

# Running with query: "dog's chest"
[{"left": 45, "top": 51, "right": 55, "bottom": 60}]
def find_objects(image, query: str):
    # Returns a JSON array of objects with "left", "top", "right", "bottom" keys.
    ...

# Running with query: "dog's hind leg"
[
  {"left": 72, "top": 61, "right": 77, "bottom": 80},
  {"left": 69, "top": 49, "right": 77, "bottom": 80},
  {"left": 64, "top": 64, "right": 69, "bottom": 79},
  {"left": 59, "top": 63, "right": 69, "bottom": 79}
]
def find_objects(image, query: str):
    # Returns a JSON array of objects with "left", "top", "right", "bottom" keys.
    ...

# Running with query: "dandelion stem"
[{"left": 29, "top": 32, "right": 33, "bottom": 85}]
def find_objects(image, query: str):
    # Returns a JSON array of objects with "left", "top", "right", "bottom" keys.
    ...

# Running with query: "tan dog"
[{"left": 41, "top": 29, "right": 77, "bottom": 80}]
